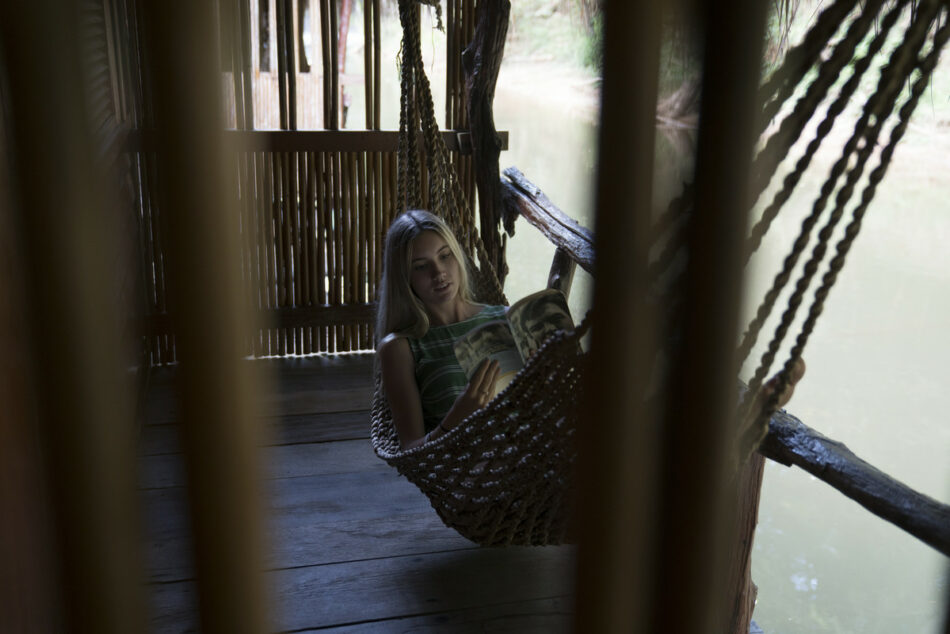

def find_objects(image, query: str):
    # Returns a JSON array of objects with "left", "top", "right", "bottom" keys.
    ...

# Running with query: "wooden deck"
[{"left": 141, "top": 353, "right": 576, "bottom": 632}]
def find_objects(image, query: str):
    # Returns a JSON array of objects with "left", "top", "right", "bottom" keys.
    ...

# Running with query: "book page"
[
  {"left": 452, "top": 320, "right": 524, "bottom": 399},
  {"left": 506, "top": 289, "right": 575, "bottom": 361}
]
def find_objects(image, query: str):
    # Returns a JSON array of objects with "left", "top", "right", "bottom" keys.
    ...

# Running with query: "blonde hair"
[{"left": 376, "top": 209, "right": 473, "bottom": 343}]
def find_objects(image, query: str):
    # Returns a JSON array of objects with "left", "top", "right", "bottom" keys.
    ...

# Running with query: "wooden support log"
[
  {"left": 547, "top": 247, "right": 577, "bottom": 299},
  {"left": 462, "top": 0, "right": 510, "bottom": 285},
  {"left": 760, "top": 408, "right": 950, "bottom": 558},
  {"left": 501, "top": 166, "right": 595, "bottom": 274}
]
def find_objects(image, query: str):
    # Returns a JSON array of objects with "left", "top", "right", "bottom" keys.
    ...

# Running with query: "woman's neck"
[{"left": 426, "top": 298, "right": 479, "bottom": 327}]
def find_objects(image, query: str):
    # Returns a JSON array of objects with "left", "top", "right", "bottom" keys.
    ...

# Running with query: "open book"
[{"left": 453, "top": 289, "right": 576, "bottom": 399}]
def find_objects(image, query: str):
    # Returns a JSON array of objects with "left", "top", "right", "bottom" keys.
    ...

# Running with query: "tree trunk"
[{"left": 462, "top": 0, "right": 510, "bottom": 286}]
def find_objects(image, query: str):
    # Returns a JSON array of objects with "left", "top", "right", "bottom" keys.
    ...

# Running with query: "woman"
[
  {"left": 377, "top": 210, "right": 503, "bottom": 450},
  {"left": 377, "top": 210, "right": 806, "bottom": 451}
]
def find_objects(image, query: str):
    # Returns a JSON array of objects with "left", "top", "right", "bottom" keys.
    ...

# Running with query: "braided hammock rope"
[{"left": 371, "top": 0, "right": 950, "bottom": 544}]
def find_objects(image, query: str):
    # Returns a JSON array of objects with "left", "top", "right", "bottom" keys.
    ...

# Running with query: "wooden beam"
[
  {"left": 126, "top": 129, "right": 508, "bottom": 153},
  {"left": 502, "top": 166, "right": 594, "bottom": 273},
  {"left": 760, "top": 408, "right": 950, "bottom": 557}
]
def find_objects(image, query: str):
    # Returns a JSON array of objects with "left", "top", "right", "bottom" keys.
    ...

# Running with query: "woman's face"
[{"left": 408, "top": 230, "right": 461, "bottom": 309}]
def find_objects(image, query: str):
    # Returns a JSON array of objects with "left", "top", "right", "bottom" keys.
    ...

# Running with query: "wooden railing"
[
  {"left": 131, "top": 129, "right": 507, "bottom": 363},
  {"left": 501, "top": 166, "right": 950, "bottom": 558}
]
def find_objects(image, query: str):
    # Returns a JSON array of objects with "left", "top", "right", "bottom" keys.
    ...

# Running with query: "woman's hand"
[{"left": 442, "top": 359, "right": 500, "bottom": 431}]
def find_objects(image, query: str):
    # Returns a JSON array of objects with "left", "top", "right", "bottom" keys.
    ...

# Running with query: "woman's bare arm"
[
  {"left": 379, "top": 334, "right": 501, "bottom": 450},
  {"left": 378, "top": 334, "right": 428, "bottom": 450}
]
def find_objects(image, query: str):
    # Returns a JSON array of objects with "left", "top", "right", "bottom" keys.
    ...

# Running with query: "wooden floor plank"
[
  {"left": 142, "top": 438, "right": 379, "bottom": 488},
  {"left": 319, "top": 596, "right": 573, "bottom": 633},
  {"left": 141, "top": 410, "right": 371, "bottom": 457},
  {"left": 150, "top": 546, "right": 575, "bottom": 631},
  {"left": 141, "top": 352, "right": 579, "bottom": 631},
  {"left": 144, "top": 461, "right": 470, "bottom": 582}
]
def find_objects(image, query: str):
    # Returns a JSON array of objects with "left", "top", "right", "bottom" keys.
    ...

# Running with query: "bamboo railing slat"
[
  {"left": 348, "top": 151, "right": 359, "bottom": 348},
  {"left": 240, "top": 0, "right": 255, "bottom": 127},
  {"left": 332, "top": 150, "right": 344, "bottom": 349},
  {"left": 316, "top": 151, "right": 328, "bottom": 350},
  {"left": 281, "top": 152, "right": 294, "bottom": 351},
  {"left": 276, "top": 0, "right": 288, "bottom": 130},
  {"left": 320, "top": 0, "right": 332, "bottom": 128},
  {"left": 373, "top": 0, "right": 380, "bottom": 130},
  {"left": 329, "top": 0, "right": 339, "bottom": 130},
  {"left": 289, "top": 150, "right": 303, "bottom": 352},
  {"left": 357, "top": 152, "right": 368, "bottom": 347},
  {"left": 265, "top": 150, "right": 278, "bottom": 354},
  {"left": 301, "top": 150, "right": 312, "bottom": 351},
  {"left": 253, "top": 150, "right": 267, "bottom": 355},
  {"left": 363, "top": 0, "right": 374, "bottom": 129},
  {"left": 246, "top": 151, "right": 255, "bottom": 358},
  {"left": 285, "top": 0, "right": 297, "bottom": 130}
]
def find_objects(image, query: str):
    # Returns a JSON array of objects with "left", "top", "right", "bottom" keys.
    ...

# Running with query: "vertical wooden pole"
[
  {"left": 1, "top": 1, "right": 147, "bottom": 631},
  {"left": 652, "top": 0, "right": 768, "bottom": 629},
  {"left": 141, "top": 0, "right": 271, "bottom": 630},
  {"left": 0, "top": 87, "right": 63, "bottom": 634},
  {"left": 574, "top": 0, "right": 662, "bottom": 631}
]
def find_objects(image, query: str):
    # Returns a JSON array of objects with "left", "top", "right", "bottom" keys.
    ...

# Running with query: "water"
[{"left": 743, "top": 106, "right": 950, "bottom": 632}]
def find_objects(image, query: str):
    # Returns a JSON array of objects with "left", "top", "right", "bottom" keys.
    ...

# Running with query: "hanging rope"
[
  {"left": 736, "top": 0, "right": 914, "bottom": 372},
  {"left": 738, "top": 0, "right": 950, "bottom": 457},
  {"left": 395, "top": 0, "right": 506, "bottom": 305}
]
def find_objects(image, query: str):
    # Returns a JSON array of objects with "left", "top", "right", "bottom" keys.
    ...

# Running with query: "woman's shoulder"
[
  {"left": 379, "top": 332, "right": 410, "bottom": 352},
  {"left": 378, "top": 333, "right": 413, "bottom": 368}
]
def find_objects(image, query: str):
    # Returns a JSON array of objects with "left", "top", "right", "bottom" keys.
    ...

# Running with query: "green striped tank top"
[{"left": 407, "top": 305, "right": 508, "bottom": 432}]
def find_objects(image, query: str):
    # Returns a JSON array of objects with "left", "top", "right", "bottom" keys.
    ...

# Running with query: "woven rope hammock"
[{"left": 370, "top": 0, "right": 950, "bottom": 546}]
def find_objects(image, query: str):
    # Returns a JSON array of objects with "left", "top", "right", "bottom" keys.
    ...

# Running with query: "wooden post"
[
  {"left": 547, "top": 247, "right": 577, "bottom": 299},
  {"left": 574, "top": 0, "right": 663, "bottom": 630},
  {"left": 0, "top": 107, "right": 62, "bottom": 634},
  {"left": 723, "top": 454, "right": 766, "bottom": 632},
  {"left": 141, "top": 0, "right": 272, "bottom": 631},
  {"left": 0, "top": 1, "right": 147, "bottom": 631},
  {"left": 655, "top": 0, "right": 769, "bottom": 629},
  {"left": 462, "top": 0, "right": 510, "bottom": 286}
]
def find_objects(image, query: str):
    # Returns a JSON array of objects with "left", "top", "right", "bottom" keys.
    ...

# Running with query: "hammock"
[{"left": 370, "top": 0, "right": 950, "bottom": 546}]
